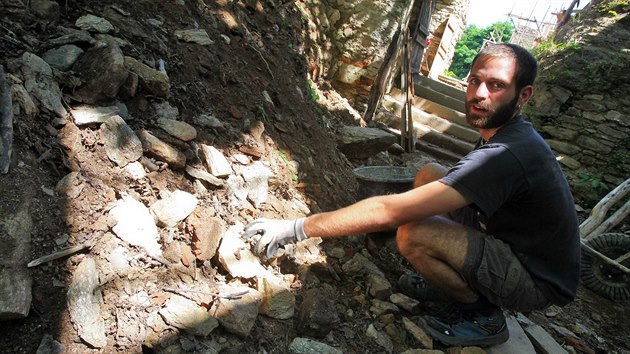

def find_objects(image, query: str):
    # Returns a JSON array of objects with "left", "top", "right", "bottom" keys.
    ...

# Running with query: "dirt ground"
[{"left": 0, "top": 0, "right": 629, "bottom": 353}]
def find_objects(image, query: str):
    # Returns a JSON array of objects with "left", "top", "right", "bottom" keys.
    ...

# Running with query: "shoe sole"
[{"left": 417, "top": 317, "right": 510, "bottom": 347}]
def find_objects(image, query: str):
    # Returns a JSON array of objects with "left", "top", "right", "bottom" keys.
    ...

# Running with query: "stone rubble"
[{"left": 0, "top": 5, "right": 606, "bottom": 354}]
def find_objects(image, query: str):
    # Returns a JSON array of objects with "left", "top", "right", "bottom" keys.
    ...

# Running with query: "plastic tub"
[{"left": 353, "top": 166, "right": 416, "bottom": 200}]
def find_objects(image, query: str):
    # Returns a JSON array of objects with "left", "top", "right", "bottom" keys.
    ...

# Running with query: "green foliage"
[
  {"left": 306, "top": 79, "right": 319, "bottom": 102},
  {"left": 531, "top": 36, "right": 581, "bottom": 58},
  {"left": 277, "top": 149, "right": 299, "bottom": 182},
  {"left": 572, "top": 171, "right": 612, "bottom": 208},
  {"left": 598, "top": 0, "right": 629, "bottom": 14},
  {"left": 448, "top": 22, "right": 514, "bottom": 79},
  {"left": 576, "top": 172, "right": 609, "bottom": 192},
  {"left": 256, "top": 105, "right": 267, "bottom": 121},
  {"left": 443, "top": 70, "right": 457, "bottom": 78}
]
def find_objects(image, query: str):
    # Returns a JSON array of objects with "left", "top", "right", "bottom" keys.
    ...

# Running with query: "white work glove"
[{"left": 242, "top": 217, "right": 309, "bottom": 259}]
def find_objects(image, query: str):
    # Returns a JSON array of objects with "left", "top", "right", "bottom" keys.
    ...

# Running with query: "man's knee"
[
  {"left": 414, "top": 162, "right": 449, "bottom": 188},
  {"left": 397, "top": 216, "right": 470, "bottom": 267},
  {"left": 396, "top": 222, "right": 432, "bottom": 260}
]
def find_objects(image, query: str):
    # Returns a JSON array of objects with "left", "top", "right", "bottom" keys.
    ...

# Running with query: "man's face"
[{"left": 465, "top": 56, "right": 520, "bottom": 129}]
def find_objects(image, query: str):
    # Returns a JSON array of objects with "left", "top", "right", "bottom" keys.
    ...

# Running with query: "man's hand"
[{"left": 242, "top": 217, "right": 308, "bottom": 259}]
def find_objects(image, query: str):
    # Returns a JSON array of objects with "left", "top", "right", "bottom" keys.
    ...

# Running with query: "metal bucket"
[{"left": 353, "top": 166, "right": 416, "bottom": 200}]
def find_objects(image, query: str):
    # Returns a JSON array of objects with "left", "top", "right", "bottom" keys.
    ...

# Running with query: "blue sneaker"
[
  {"left": 419, "top": 304, "right": 509, "bottom": 346},
  {"left": 397, "top": 274, "right": 446, "bottom": 302}
]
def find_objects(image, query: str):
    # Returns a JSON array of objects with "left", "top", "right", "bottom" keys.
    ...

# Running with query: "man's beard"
[{"left": 465, "top": 94, "right": 519, "bottom": 129}]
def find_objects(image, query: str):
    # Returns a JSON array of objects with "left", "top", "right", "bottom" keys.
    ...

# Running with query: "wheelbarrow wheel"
[{"left": 581, "top": 233, "right": 630, "bottom": 301}]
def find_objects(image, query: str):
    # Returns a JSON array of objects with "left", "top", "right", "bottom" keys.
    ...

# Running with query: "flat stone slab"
[
  {"left": 0, "top": 203, "right": 32, "bottom": 320},
  {"left": 488, "top": 314, "right": 537, "bottom": 354},
  {"left": 524, "top": 324, "right": 569, "bottom": 354},
  {"left": 336, "top": 126, "right": 397, "bottom": 159}
]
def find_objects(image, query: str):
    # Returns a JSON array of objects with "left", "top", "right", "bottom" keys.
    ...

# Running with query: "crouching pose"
[{"left": 243, "top": 43, "right": 580, "bottom": 347}]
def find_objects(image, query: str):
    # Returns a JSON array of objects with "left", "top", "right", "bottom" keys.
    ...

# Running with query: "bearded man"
[{"left": 242, "top": 43, "right": 580, "bottom": 347}]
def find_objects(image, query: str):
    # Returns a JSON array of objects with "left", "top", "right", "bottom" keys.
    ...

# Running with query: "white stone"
[
  {"left": 123, "top": 161, "right": 146, "bottom": 180},
  {"left": 227, "top": 175, "right": 248, "bottom": 201},
  {"left": 71, "top": 104, "right": 127, "bottom": 126},
  {"left": 159, "top": 294, "right": 219, "bottom": 336},
  {"left": 337, "top": 62, "right": 366, "bottom": 84},
  {"left": 241, "top": 161, "right": 273, "bottom": 207},
  {"left": 109, "top": 246, "right": 130, "bottom": 272},
  {"left": 150, "top": 190, "right": 198, "bottom": 227},
  {"left": 200, "top": 144, "right": 232, "bottom": 177},
  {"left": 185, "top": 166, "right": 225, "bottom": 186},
  {"left": 110, "top": 195, "right": 162, "bottom": 257},
  {"left": 232, "top": 153, "right": 250, "bottom": 165},
  {"left": 217, "top": 223, "right": 268, "bottom": 278}
]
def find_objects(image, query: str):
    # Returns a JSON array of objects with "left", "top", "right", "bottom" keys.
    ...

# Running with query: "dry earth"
[{"left": 0, "top": 1, "right": 629, "bottom": 353}]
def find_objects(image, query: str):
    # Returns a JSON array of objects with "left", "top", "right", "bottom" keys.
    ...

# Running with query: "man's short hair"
[{"left": 471, "top": 43, "right": 538, "bottom": 91}]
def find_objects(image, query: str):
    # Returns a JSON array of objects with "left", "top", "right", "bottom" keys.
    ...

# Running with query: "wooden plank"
[
  {"left": 363, "top": 0, "right": 418, "bottom": 123},
  {"left": 409, "top": 0, "right": 433, "bottom": 74},
  {"left": 428, "top": 15, "right": 454, "bottom": 79}
]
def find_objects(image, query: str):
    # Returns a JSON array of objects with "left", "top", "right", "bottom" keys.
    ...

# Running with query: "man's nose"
[{"left": 474, "top": 82, "right": 489, "bottom": 98}]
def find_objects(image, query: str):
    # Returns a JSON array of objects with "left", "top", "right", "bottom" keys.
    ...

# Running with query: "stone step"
[
  {"left": 380, "top": 94, "right": 478, "bottom": 144},
  {"left": 375, "top": 109, "right": 474, "bottom": 157},
  {"left": 412, "top": 75, "right": 465, "bottom": 113},
  {"left": 382, "top": 126, "right": 464, "bottom": 163},
  {"left": 413, "top": 74, "right": 466, "bottom": 101},
  {"left": 412, "top": 122, "right": 474, "bottom": 156},
  {"left": 389, "top": 88, "right": 467, "bottom": 125},
  {"left": 414, "top": 139, "right": 464, "bottom": 162}
]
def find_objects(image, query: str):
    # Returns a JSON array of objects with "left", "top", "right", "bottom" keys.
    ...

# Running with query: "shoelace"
[{"left": 433, "top": 304, "right": 466, "bottom": 324}]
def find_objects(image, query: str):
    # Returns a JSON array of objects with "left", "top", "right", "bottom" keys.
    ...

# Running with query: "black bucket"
[{"left": 353, "top": 166, "right": 416, "bottom": 200}]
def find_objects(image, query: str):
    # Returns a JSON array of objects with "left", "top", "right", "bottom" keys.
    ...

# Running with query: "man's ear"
[{"left": 519, "top": 85, "right": 534, "bottom": 106}]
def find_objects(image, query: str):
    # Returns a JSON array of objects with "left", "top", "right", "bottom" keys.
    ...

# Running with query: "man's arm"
[
  {"left": 243, "top": 180, "right": 470, "bottom": 258},
  {"left": 305, "top": 180, "right": 470, "bottom": 238}
]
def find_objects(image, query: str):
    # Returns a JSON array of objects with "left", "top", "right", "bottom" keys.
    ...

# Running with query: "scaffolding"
[{"left": 508, "top": 11, "right": 557, "bottom": 49}]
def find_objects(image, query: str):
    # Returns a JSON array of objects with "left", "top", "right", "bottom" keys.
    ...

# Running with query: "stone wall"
[
  {"left": 298, "top": 0, "right": 470, "bottom": 106},
  {"left": 530, "top": 3, "right": 629, "bottom": 205}
]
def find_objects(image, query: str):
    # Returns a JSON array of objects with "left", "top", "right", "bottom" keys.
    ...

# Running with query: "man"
[{"left": 243, "top": 43, "right": 580, "bottom": 347}]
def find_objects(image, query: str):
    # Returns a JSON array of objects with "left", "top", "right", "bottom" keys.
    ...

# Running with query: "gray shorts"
[{"left": 452, "top": 208, "right": 552, "bottom": 312}]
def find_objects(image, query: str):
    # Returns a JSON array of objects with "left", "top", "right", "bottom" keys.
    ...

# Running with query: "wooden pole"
[
  {"left": 405, "top": 33, "right": 415, "bottom": 152},
  {"left": 400, "top": 31, "right": 416, "bottom": 153}
]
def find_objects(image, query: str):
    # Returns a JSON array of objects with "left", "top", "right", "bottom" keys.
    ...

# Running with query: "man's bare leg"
[
  {"left": 397, "top": 162, "right": 479, "bottom": 304},
  {"left": 397, "top": 217, "right": 478, "bottom": 303},
  {"left": 413, "top": 162, "right": 448, "bottom": 188}
]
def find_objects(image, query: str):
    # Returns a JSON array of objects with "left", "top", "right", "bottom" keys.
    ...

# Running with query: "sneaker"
[
  {"left": 419, "top": 304, "right": 509, "bottom": 347},
  {"left": 397, "top": 274, "right": 446, "bottom": 302}
]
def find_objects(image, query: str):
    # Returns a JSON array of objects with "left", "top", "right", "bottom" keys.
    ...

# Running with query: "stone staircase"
[{"left": 375, "top": 74, "right": 477, "bottom": 162}]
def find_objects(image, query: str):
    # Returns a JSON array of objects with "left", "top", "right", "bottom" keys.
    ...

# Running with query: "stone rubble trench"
[{"left": 0, "top": 1, "right": 629, "bottom": 354}]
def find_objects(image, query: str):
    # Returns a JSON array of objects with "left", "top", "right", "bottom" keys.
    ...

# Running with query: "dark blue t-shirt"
[{"left": 440, "top": 116, "right": 580, "bottom": 305}]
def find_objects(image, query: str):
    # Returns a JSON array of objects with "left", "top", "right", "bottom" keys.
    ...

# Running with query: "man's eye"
[
  {"left": 491, "top": 82, "right": 505, "bottom": 90},
  {"left": 468, "top": 78, "right": 480, "bottom": 85}
]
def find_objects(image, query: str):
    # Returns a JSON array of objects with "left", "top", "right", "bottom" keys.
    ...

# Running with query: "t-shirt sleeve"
[{"left": 440, "top": 144, "right": 526, "bottom": 217}]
